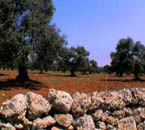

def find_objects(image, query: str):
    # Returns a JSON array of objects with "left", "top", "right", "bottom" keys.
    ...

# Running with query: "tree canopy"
[
  {"left": 57, "top": 46, "right": 90, "bottom": 76},
  {"left": 30, "top": 25, "right": 67, "bottom": 73},
  {"left": 0, "top": 0, "right": 55, "bottom": 81},
  {"left": 111, "top": 37, "right": 145, "bottom": 80}
]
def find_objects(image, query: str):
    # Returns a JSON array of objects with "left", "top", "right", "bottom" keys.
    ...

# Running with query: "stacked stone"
[{"left": 0, "top": 88, "right": 144, "bottom": 130}]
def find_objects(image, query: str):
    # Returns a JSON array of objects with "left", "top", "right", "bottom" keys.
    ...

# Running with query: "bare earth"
[{"left": 0, "top": 70, "right": 145, "bottom": 104}]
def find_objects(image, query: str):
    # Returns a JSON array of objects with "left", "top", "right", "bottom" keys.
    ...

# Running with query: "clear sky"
[{"left": 52, "top": 0, "right": 145, "bottom": 66}]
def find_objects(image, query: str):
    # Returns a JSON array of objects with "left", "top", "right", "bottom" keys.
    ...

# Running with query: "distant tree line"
[{"left": 30, "top": 45, "right": 101, "bottom": 77}]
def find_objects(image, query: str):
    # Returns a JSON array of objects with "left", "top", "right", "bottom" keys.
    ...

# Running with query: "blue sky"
[{"left": 52, "top": 0, "right": 145, "bottom": 66}]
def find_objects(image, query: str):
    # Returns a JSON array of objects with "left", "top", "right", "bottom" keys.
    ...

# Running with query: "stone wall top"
[{"left": 0, "top": 88, "right": 145, "bottom": 130}]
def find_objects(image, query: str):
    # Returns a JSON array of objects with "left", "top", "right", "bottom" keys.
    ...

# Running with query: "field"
[{"left": 0, "top": 69, "right": 145, "bottom": 104}]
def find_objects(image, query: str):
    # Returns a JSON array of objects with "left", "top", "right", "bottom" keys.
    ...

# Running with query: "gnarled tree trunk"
[
  {"left": 16, "top": 65, "right": 29, "bottom": 82},
  {"left": 70, "top": 66, "right": 75, "bottom": 77},
  {"left": 134, "top": 71, "right": 140, "bottom": 81},
  {"left": 133, "top": 64, "right": 141, "bottom": 81}
]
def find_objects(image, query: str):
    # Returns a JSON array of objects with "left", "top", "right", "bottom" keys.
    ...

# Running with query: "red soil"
[{"left": 0, "top": 70, "right": 145, "bottom": 105}]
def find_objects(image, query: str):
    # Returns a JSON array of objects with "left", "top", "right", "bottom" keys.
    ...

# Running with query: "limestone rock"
[
  {"left": 90, "top": 90, "right": 126, "bottom": 111},
  {"left": 93, "top": 110, "right": 110, "bottom": 123},
  {"left": 72, "top": 92, "right": 91, "bottom": 116},
  {"left": 27, "top": 92, "right": 51, "bottom": 120},
  {"left": 48, "top": 89, "right": 73, "bottom": 113},
  {"left": 0, "top": 94, "right": 28, "bottom": 120},
  {"left": 133, "top": 107, "right": 145, "bottom": 120},
  {"left": 118, "top": 116, "right": 137, "bottom": 130},
  {"left": 32, "top": 116, "right": 56, "bottom": 129},
  {"left": 14, "top": 124, "right": 24, "bottom": 129},
  {"left": 0, "top": 123, "right": 16, "bottom": 130},
  {"left": 104, "top": 91, "right": 126, "bottom": 110},
  {"left": 131, "top": 88, "right": 145, "bottom": 106},
  {"left": 133, "top": 116, "right": 142, "bottom": 123},
  {"left": 98, "top": 121, "right": 106, "bottom": 129},
  {"left": 68, "top": 125, "right": 74, "bottom": 130},
  {"left": 122, "top": 89, "right": 133, "bottom": 105},
  {"left": 105, "top": 116, "right": 118, "bottom": 125},
  {"left": 55, "top": 114, "right": 73, "bottom": 128},
  {"left": 92, "top": 109, "right": 104, "bottom": 121},
  {"left": 74, "top": 115, "right": 95, "bottom": 130},
  {"left": 51, "top": 127, "right": 64, "bottom": 130},
  {"left": 89, "top": 91, "right": 100, "bottom": 111},
  {"left": 107, "top": 124, "right": 117, "bottom": 130},
  {"left": 137, "top": 121, "right": 145, "bottom": 130},
  {"left": 17, "top": 115, "right": 32, "bottom": 129},
  {"left": 112, "top": 108, "right": 132, "bottom": 119}
]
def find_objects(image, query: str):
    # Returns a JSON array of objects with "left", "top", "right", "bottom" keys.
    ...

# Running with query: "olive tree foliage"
[
  {"left": 111, "top": 37, "right": 145, "bottom": 80},
  {"left": 30, "top": 25, "right": 67, "bottom": 73},
  {"left": 0, "top": 0, "right": 19, "bottom": 69},
  {"left": 0, "top": 0, "right": 54, "bottom": 81},
  {"left": 57, "top": 46, "right": 90, "bottom": 76},
  {"left": 79, "top": 57, "right": 90, "bottom": 75},
  {"left": 132, "top": 42, "right": 145, "bottom": 80},
  {"left": 57, "top": 47, "right": 71, "bottom": 72},
  {"left": 103, "top": 65, "right": 112, "bottom": 74},
  {"left": 89, "top": 60, "right": 100, "bottom": 74},
  {"left": 111, "top": 38, "right": 134, "bottom": 77}
]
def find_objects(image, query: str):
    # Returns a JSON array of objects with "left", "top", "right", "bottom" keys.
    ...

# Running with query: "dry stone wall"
[{"left": 0, "top": 88, "right": 145, "bottom": 130}]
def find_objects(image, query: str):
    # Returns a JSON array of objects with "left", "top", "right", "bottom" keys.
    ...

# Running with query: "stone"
[
  {"left": 105, "top": 91, "right": 126, "bottom": 110},
  {"left": 17, "top": 115, "right": 32, "bottom": 129},
  {"left": 131, "top": 88, "right": 145, "bottom": 106},
  {"left": 137, "top": 121, "right": 145, "bottom": 130},
  {"left": 0, "top": 123, "right": 16, "bottom": 130},
  {"left": 32, "top": 116, "right": 56, "bottom": 129},
  {"left": 107, "top": 124, "right": 117, "bottom": 130},
  {"left": 118, "top": 116, "right": 137, "bottom": 130},
  {"left": 71, "top": 92, "right": 91, "bottom": 116},
  {"left": 68, "top": 125, "right": 74, "bottom": 130},
  {"left": 51, "top": 127, "right": 64, "bottom": 130},
  {"left": 101, "top": 112, "right": 109, "bottom": 122},
  {"left": 26, "top": 92, "right": 51, "bottom": 120},
  {"left": 122, "top": 89, "right": 133, "bottom": 105},
  {"left": 90, "top": 90, "right": 126, "bottom": 111},
  {"left": 112, "top": 108, "right": 132, "bottom": 119},
  {"left": 92, "top": 110, "right": 110, "bottom": 123},
  {"left": 133, "top": 107, "right": 145, "bottom": 120},
  {"left": 89, "top": 91, "right": 100, "bottom": 111},
  {"left": 133, "top": 116, "right": 142, "bottom": 123},
  {"left": 98, "top": 122, "right": 106, "bottom": 129},
  {"left": 0, "top": 94, "right": 28, "bottom": 120},
  {"left": 14, "top": 124, "right": 24, "bottom": 129},
  {"left": 74, "top": 115, "right": 95, "bottom": 130},
  {"left": 55, "top": 114, "right": 73, "bottom": 128},
  {"left": 92, "top": 109, "right": 104, "bottom": 121},
  {"left": 48, "top": 89, "right": 73, "bottom": 113},
  {"left": 105, "top": 116, "right": 118, "bottom": 125}
]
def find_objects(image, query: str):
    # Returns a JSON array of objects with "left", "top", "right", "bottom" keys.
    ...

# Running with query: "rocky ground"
[{"left": 0, "top": 88, "right": 145, "bottom": 130}]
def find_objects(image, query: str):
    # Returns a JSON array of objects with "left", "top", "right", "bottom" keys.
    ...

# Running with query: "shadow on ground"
[
  {"left": 0, "top": 73, "right": 6, "bottom": 76},
  {"left": 0, "top": 79, "right": 43, "bottom": 91},
  {"left": 31, "top": 72, "right": 78, "bottom": 78},
  {"left": 101, "top": 78, "right": 145, "bottom": 82}
]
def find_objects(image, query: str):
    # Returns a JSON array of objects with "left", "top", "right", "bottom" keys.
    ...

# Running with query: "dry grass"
[{"left": 0, "top": 69, "right": 145, "bottom": 104}]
